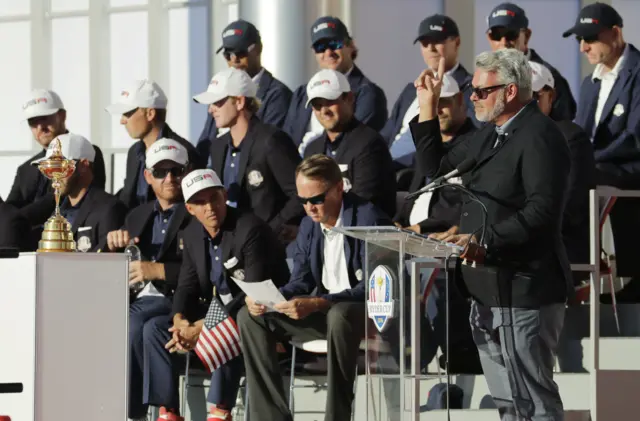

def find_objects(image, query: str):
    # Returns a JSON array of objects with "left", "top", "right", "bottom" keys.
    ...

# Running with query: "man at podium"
[
  {"left": 412, "top": 50, "right": 571, "bottom": 419},
  {"left": 237, "top": 154, "right": 391, "bottom": 421}
]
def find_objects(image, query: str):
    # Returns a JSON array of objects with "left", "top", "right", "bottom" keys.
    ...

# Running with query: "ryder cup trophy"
[{"left": 36, "top": 137, "right": 76, "bottom": 252}]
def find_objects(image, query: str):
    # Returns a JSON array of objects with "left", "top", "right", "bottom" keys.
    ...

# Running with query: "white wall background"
[{"left": 1, "top": 0, "right": 640, "bottom": 199}]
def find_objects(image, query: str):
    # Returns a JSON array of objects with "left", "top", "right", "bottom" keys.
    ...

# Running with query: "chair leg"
[
  {"left": 608, "top": 274, "right": 621, "bottom": 334},
  {"left": 289, "top": 346, "right": 297, "bottom": 417},
  {"left": 351, "top": 366, "right": 358, "bottom": 421},
  {"left": 243, "top": 380, "right": 249, "bottom": 421},
  {"left": 181, "top": 352, "right": 190, "bottom": 417}
]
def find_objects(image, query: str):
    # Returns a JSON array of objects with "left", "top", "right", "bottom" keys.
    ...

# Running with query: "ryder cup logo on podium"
[{"left": 367, "top": 265, "right": 395, "bottom": 332}]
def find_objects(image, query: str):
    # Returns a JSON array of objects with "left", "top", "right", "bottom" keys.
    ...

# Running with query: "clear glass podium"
[{"left": 332, "top": 226, "right": 463, "bottom": 421}]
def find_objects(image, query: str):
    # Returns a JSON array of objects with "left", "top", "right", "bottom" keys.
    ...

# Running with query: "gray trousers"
[
  {"left": 237, "top": 301, "right": 366, "bottom": 421},
  {"left": 470, "top": 301, "right": 565, "bottom": 421}
]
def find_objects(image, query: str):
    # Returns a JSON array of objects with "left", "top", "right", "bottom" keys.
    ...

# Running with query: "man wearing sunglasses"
[
  {"left": 197, "top": 19, "right": 292, "bottom": 163},
  {"left": 564, "top": 3, "right": 640, "bottom": 303},
  {"left": 7, "top": 89, "right": 106, "bottom": 227},
  {"left": 412, "top": 50, "right": 571, "bottom": 420},
  {"left": 30, "top": 133, "right": 126, "bottom": 253},
  {"left": 238, "top": 154, "right": 391, "bottom": 421},
  {"left": 106, "top": 80, "right": 202, "bottom": 210},
  {"left": 140, "top": 169, "right": 289, "bottom": 421},
  {"left": 384, "top": 14, "right": 478, "bottom": 170},
  {"left": 193, "top": 67, "right": 304, "bottom": 244},
  {"left": 106, "top": 139, "right": 193, "bottom": 421},
  {"left": 283, "top": 16, "right": 387, "bottom": 155},
  {"left": 486, "top": 2, "right": 576, "bottom": 122},
  {"left": 302, "top": 68, "right": 396, "bottom": 218}
]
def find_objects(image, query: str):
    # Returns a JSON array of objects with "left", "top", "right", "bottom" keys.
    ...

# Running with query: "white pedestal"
[{"left": 0, "top": 253, "right": 128, "bottom": 421}]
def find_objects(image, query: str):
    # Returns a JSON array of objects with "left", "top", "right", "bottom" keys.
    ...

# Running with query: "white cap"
[
  {"left": 193, "top": 68, "right": 257, "bottom": 105},
  {"left": 305, "top": 69, "right": 351, "bottom": 107},
  {"left": 181, "top": 169, "right": 224, "bottom": 202},
  {"left": 106, "top": 79, "right": 168, "bottom": 115},
  {"left": 145, "top": 138, "right": 189, "bottom": 169},
  {"left": 22, "top": 89, "right": 64, "bottom": 120},
  {"left": 529, "top": 61, "right": 555, "bottom": 92},
  {"left": 31, "top": 133, "right": 96, "bottom": 165},
  {"left": 440, "top": 73, "right": 460, "bottom": 98}
]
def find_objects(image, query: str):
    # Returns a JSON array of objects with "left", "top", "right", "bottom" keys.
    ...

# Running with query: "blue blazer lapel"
[
  {"left": 310, "top": 223, "right": 324, "bottom": 284},
  {"left": 342, "top": 202, "right": 356, "bottom": 266}
]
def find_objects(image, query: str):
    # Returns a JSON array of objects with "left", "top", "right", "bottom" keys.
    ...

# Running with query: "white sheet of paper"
[{"left": 230, "top": 277, "right": 286, "bottom": 312}]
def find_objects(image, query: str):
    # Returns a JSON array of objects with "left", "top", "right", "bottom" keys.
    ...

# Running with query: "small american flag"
[{"left": 194, "top": 298, "right": 241, "bottom": 373}]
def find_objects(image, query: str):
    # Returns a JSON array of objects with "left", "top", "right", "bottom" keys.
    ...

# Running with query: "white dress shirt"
[
  {"left": 593, "top": 43, "right": 630, "bottom": 126},
  {"left": 321, "top": 204, "right": 352, "bottom": 294}
]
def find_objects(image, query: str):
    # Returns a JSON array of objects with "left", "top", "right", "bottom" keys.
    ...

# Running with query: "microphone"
[{"left": 405, "top": 158, "right": 477, "bottom": 201}]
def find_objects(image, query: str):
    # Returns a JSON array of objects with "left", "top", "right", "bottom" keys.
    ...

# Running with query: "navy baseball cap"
[
  {"left": 310, "top": 16, "right": 351, "bottom": 46},
  {"left": 562, "top": 3, "right": 623, "bottom": 38},
  {"left": 414, "top": 14, "right": 460, "bottom": 43},
  {"left": 216, "top": 20, "right": 261, "bottom": 54},
  {"left": 487, "top": 3, "right": 529, "bottom": 30}
]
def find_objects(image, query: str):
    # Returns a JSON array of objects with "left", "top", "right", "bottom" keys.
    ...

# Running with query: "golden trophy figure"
[{"left": 36, "top": 137, "right": 77, "bottom": 252}]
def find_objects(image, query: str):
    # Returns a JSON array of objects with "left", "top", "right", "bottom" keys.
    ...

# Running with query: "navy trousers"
[
  {"left": 129, "top": 296, "right": 173, "bottom": 418},
  {"left": 142, "top": 312, "right": 244, "bottom": 414}
]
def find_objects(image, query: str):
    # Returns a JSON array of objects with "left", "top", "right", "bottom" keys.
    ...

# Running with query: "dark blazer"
[
  {"left": 211, "top": 117, "right": 304, "bottom": 234},
  {"left": 196, "top": 68, "right": 292, "bottom": 162},
  {"left": 529, "top": 49, "right": 576, "bottom": 122},
  {"left": 6, "top": 144, "right": 106, "bottom": 225},
  {"left": 0, "top": 199, "right": 32, "bottom": 251},
  {"left": 380, "top": 64, "right": 477, "bottom": 144},
  {"left": 172, "top": 208, "right": 290, "bottom": 323},
  {"left": 280, "top": 194, "right": 391, "bottom": 302},
  {"left": 123, "top": 202, "right": 191, "bottom": 296},
  {"left": 410, "top": 102, "right": 572, "bottom": 308},
  {"left": 283, "top": 65, "right": 388, "bottom": 146},
  {"left": 575, "top": 43, "right": 640, "bottom": 182},
  {"left": 395, "top": 118, "right": 476, "bottom": 233},
  {"left": 304, "top": 119, "right": 397, "bottom": 218},
  {"left": 555, "top": 121, "right": 596, "bottom": 267},
  {"left": 119, "top": 124, "right": 202, "bottom": 210}
]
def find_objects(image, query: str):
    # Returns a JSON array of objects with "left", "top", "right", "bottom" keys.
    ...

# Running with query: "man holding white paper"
[
  {"left": 141, "top": 169, "right": 289, "bottom": 421},
  {"left": 237, "top": 154, "right": 391, "bottom": 421}
]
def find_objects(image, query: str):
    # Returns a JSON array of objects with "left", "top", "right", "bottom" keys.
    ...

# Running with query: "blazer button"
[{"left": 463, "top": 212, "right": 469, "bottom": 217}]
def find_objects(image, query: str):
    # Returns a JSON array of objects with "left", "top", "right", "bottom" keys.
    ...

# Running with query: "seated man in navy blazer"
[
  {"left": 284, "top": 16, "right": 387, "bottom": 154},
  {"left": 31, "top": 133, "right": 126, "bottom": 252},
  {"left": 196, "top": 19, "right": 292, "bottom": 161},
  {"left": 105, "top": 139, "right": 192, "bottom": 421},
  {"left": 303, "top": 69, "right": 397, "bottom": 218},
  {"left": 237, "top": 154, "right": 391, "bottom": 421},
  {"left": 564, "top": 3, "right": 640, "bottom": 296},
  {"left": 142, "top": 169, "right": 290, "bottom": 421}
]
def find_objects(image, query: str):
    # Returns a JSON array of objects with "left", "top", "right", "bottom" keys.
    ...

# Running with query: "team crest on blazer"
[
  {"left": 613, "top": 103, "right": 625, "bottom": 117},
  {"left": 355, "top": 268, "right": 363, "bottom": 281},
  {"left": 367, "top": 265, "right": 395, "bottom": 332},
  {"left": 233, "top": 269, "right": 245, "bottom": 281},
  {"left": 77, "top": 235, "right": 91, "bottom": 253},
  {"left": 247, "top": 170, "right": 264, "bottom": 187}
]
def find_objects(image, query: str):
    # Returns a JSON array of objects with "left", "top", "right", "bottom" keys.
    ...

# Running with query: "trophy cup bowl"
[{"left": 37, "top": 137, "right": 77, "bottom": 252}]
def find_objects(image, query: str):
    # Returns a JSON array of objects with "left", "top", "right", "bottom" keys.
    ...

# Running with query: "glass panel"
[
  {"left": 0, "top": 155, "right": 33, "bottom": 199},
  {"left": 110, "top": 0, "right": 147, "bottom": 7},
  {"left": 109, "top": 11, "right": 148, "bottom": 148},
  {"left": 111, "top": 151, "right": 128, "bottom": 194},
  {"left": 51, "top": 17, "right": 91, "bottom": 140},
  {"left": 0, "top": 22, "right": 33, "bottom": 151},
  {"left": 0, "top": 0, "right": 29, "bottom": 16},
  {"left": 168, "top": 6, "right": 209, "bottom": 142},
  {"left": 50, "top": 0, "right": 89, "bottom": 13}
]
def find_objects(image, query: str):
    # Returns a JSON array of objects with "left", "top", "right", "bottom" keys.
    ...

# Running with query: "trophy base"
[{"left": 38, "top": 214, "right": 76, "bottom": 253}]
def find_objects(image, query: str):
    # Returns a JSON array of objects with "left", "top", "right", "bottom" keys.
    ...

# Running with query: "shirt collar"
[
  {"left": 592, "top": 43, "right": 629, "bottom": 81},
  {"left": 252, "top": 67, "right": 265, "bottom": 85},
  {"left": 321, "top": 203, "right": 344, "bottom": 234},
  {"left": 495, "top": 102, "right": 530, "bottom": 135},
  {"left": 153, "top": 200, "right": 176, "bottom": 215}
]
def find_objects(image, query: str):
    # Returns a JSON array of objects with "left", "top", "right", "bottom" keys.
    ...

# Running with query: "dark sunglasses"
[
  {"left": 150, "top": 167, "right": 186, "bottom": 179},
  {"left": 223, "top": 50, "right": 248, "bottom": 61},
  {"left": 471, "top": 84, "right": 506, "bottom": 100},
  {"left": 488, "top": 28, "right": 521, "bottom": 42},
  {"left": 576, "top": 35, "right": 599, "bottom": 44},
  {"left": 312, "top": 39, "right": 345, "bottom": 54},
  {"left": 297, "top": 191, "right": 328, "bottom": 206}
]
